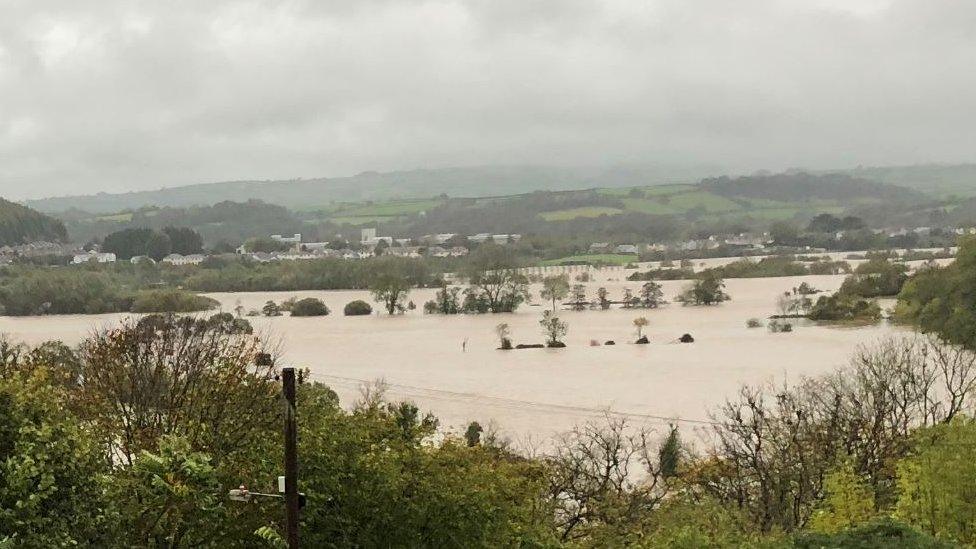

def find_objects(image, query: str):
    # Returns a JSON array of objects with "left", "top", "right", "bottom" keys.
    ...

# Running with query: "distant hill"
[
  {"left": 0, "top": 197, "right": 68, "bottom": 246},
  {"left": 25, "top": 165, "right": 720, "bottom": 214},
  {"left": 701, "top": 172, "right": 927, "bottom": 203},
  {"left": 821, "top": 164, "right": 976, "bottom": 198}
]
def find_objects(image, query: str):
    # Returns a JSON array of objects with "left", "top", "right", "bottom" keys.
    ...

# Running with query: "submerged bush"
[
  {"left": 129, "top": 289, "right": 218, "bottom": 313},
  {"left": 289, "top": 297, "right": 330, "bottom": 317},
  {"left": 343, "top": 300, "right": 373, "bottom": 316}
]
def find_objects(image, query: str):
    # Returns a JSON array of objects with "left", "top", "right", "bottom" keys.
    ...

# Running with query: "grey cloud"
[{"left": 1, "top": 0, "right": 975, "bottom": 199}]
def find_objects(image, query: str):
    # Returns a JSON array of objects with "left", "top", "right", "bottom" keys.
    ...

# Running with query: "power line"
[{"left": 304, "top": 371, "right": 723, "bottom": 427}]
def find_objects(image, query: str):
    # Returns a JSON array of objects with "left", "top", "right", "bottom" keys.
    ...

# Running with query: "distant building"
[
  {"left": 361, "top": 228, "right": 377, "bottom": 243},
  {"left": 271, "top": 233, "right": 302, "bottom": 245},
  {"left": 130, "top": 255, "right": 156, "bottom": 265},
  {"left": 363, "top": 236, "right": 393, "bottom": 247},
  {"left": 386, "top": 246, "right": 423, "bottom": 258},
  {"left": 161, "top": 253, "right": 206, "bottom": 266},
  {"left": 589, "top": 242, "right": 611, "bottom": 253},
  {"left": 72, "top": 251, "right": 116, "bottom": 264},
  {"left": 614, "top": 244, "right": 639, "bottom": 255}
]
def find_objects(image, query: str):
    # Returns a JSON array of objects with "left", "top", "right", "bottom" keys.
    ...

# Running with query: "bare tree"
[
  {"left": 546, "top": 416, "right": 678, "bottom": 541},
  {"left": 698, "top": 336, "right": 976, "bottom": 533}
]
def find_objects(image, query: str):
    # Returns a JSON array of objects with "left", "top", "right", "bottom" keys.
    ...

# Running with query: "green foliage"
[
  {"left": 110, "top": 435, "right": 225, "bottom": 547},
  {"left": 808, "top": 293, "right": 882, "bottom": 322},
  {"left": 597, "top": 495, "right": 774, "bottom": 548},
  {"left": 540, "top": 274, "right": 570, "bottom": 311},
  {"left": 0, "top": 197, "right": 67, "bottom": 246},
  {"left": 462, "top": 244, "right": 530, "bottom": 313},
  {"left": 296, "top": 383, "right": 555, "bottom": 547},
  {"left": 262, "top": 300, "right": 282, "bottom": 316},
  {"left": 840, "top": 258, "right": 909, "bottom": 297},
  {"left": 896, "top": 237, "right": 976, "bottom": 349},
  {"left": 705, "top": 257, "right": 808, "bottom": 278},
  {"left": 369, "top": 258, "right": 412, "bottom": 314},
  {"left": 424, "top": 285, "right": 462, "bottom": 314},
  {"left": 343, "top": 299, "right": 373, "bottom": 316},
  {"left": 163, "top": 226, "right": 204, "bottom": 255},
  {"left": 0, "top": 268, "right": 132, "bottom": 315},
  {"left": 540, "top": 310, "right": 568, "bottom": 347},
  {"left": 792, "top": 517, "right": 956, "bottom": 548},
  {"left": 184, "top": 256, "right": 439, "bottom": 293},
  {"left": 289, "top": 297, "right": 330, "bottom": 316},
  {"left": 895, "top": 418, "right": 976, "bottom": 544},
  {"left": 639, "top": 281, "right": 665, "bottom": 308},
  {"left": 808, "top": 462, "right": 877, "bottom": 534},
  {"left": 244, "top": 236, "right": 291, "bottom": 253},
  {"left": 129, "top": 288, "right": 219, "bottom": 313},
  {"left": 675, "top": 273, "right": 730, "bottom": 306},
  {"left": 0, "top": 372, "right": 110, "bottom": 546},
  {"left": 103, "top": 227, "right": 173, "bottom": 260},
  {"left": 627, "top": 267, "right": 696, "bottom": 281}
]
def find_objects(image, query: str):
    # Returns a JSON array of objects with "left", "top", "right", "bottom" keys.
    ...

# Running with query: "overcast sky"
[{"left": 1, "top": 0, "right": 974, "bottom": 199}]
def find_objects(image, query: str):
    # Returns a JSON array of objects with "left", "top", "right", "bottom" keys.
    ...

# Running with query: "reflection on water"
[{"left": 0, "top": 267, "right": 910, "bottom": 444}]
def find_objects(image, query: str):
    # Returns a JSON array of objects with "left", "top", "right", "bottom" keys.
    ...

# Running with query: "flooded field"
[{"left": 0, "top": 260, "right": 919, "bottom": 446}]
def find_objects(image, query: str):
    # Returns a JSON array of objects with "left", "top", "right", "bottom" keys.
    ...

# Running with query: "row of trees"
[
  {"left": 0, "top": 268, "right": 217, "bottom": 315},
  {"left": 102, "top": 226, "right": 204, "bottom": 260}
]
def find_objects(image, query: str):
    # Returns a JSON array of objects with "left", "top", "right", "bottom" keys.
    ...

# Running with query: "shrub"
[
  {"left": 129, "top": 290, "right": 218, "bottom": 313},
  {"left": 746, "top": 318, "right": 763, "bottom": 328},
  {"left": 808, "top": 294, "right": 881, "bottom": 322},
  {"left": 343, "top": 300, "right": 373, "bottom": 316},
  {"left": 289, "top": 298, "right": 330, "bottom": 317},
  {"left": 768, "top": 319, "right": 793, "bottom": 333}
]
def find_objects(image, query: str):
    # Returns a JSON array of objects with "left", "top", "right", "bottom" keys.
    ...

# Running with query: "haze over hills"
[
  {"left": 25, "top": 163, "right": 976, "bottom": 215},
  {"left": 24, "top": 164, "right": 723, "bottom": 214}
]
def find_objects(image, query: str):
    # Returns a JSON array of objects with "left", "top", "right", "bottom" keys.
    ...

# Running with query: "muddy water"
[{"left": 0, "top": 268, "right": 911, "bottom": 445}]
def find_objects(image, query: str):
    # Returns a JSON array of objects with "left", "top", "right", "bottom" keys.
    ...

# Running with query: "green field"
[
  {"left": 539, "top": 206, "right": 624, "bottom": 221},
  {"left": 541, "top": 253, "right": 637, "bottom": 266},
  {"left": 320, "top": 199, "right": 443, "bottom": 225},
  {"left": 94, "top": 213, "right": 134, "bottom": 222}
]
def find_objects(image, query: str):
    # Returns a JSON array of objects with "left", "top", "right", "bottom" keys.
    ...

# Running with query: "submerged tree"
[
  {"left": 639, "top": 281, "right": 665, "bottom": 308},
  {"left": 495, "top": 322, "right": 513, "bottom": 350},
  {"left": 570, "top": 284, "right": 587, "bottom": 311},
  {"left": 540, "top": 274, "right": 570, "bottom": 312},
  {"left": 675, "top": 273, "right": 730, "bottom": 306},
  {"left": 633, "top": 316, "right": 649, "bottom": 340},
  {"left": 540, "top": 311, "right": 568, "bottom": 347},
  {"left": 462, "top": 244, "right": 529, "bottom": 313},
  {"left": 370, "top": 262, "right": 412, "bottom": 315}
]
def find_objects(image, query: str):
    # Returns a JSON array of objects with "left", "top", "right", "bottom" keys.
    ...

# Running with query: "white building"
[
  {"left": 161, "top": 253, "right": 206, "bottom": 266},
  {"left": 361, "top": 228, "right": 377, "bottom": 243},
  {"left": 130, "top": 255, "right": 156, "bottom": 265},
  {"left": 271, "top": 233, "right": 302, "bottom": 245},
  {"left": 614, "top": 244, "right": 639, "bottom": 255},
  {"left": 72, "top": 251, "right": 116, "bottom": 264}
]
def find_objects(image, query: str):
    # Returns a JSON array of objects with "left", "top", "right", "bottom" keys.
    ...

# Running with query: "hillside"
[
  {"left": 823, "top": 164, "right": 976, "bottom": 198},
  {"left": 0, "top": 197, "right": 68, "bottom": 246},
  {"left": 25, "top": 164, "right": 719, "bottom": 214},
  {"left": 56, "top": 171, "right": 933, "bottom": 247}
]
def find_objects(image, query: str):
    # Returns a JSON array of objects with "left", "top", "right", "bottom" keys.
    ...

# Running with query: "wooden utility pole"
[{"left": 282, "top": 368, "right": 300, "bottom": 548}]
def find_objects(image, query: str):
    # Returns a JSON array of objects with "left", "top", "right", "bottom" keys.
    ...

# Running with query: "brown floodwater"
[{"left": 0, "top": 257, "right": 931, "bottom": 446}]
